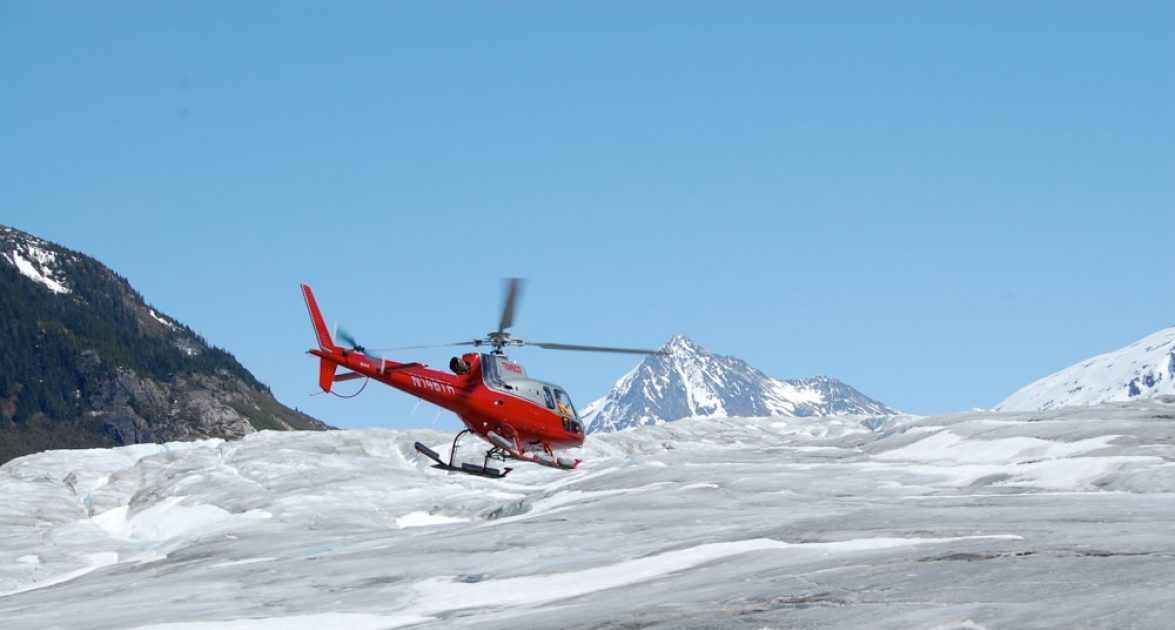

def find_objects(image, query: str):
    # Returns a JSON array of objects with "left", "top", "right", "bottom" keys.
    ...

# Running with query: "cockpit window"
[
  {"left": 482, "top": 355, "right": 499, "bottom": 384},
  {"left": 554, "top": 389, "right": 577, "bottom": 419},
  {"left": 482, "top": 355, "right": 511, "bottom": 391},
  {"left": 483, "top": 354, "right": 528, "bottom": 393},
  {"left": 542, "top": 386, "right": 555, "bottom": 409},
  {"left": 494, "top": 356, "right": 527, "bottom": 380}
]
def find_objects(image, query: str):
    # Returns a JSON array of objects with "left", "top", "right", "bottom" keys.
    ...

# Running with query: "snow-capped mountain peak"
[
  {"left": 664, "top": 334, "right": 702, "bottom": 353},
  {"left": 996, "top": 326, "right": 1175, "bottom": 412},
  {"left": 581, "top": 335, "right": 895, "bottom": 433}
]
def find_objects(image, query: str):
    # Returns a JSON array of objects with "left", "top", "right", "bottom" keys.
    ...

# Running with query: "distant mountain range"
[
  {"left": 997, "top": 327, "right": 1175, "bottom": 412},
  {"left": 0, "top": 225, "right": 329, "bottom": 464},
  {"left": 581, "top": 335, "right": 896, "bottom": 433}
]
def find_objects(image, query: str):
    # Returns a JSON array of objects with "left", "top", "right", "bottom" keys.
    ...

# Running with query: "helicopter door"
[{"left": 553, "top": 389, "right": 582, "bottom": 434}]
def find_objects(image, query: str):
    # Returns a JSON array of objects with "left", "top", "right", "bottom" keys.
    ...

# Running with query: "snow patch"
[
  {"left": 93, "top": 497, "right": 269, "bottom": 541},
  {"left": 3, "top": 247, "right": 70, "bottom": 294},
  {"left": 394, "top": 511, "right": 468, "bottom": 528},
  {"left": 150, "top": 309, "right": 179, "bottom": 330}
]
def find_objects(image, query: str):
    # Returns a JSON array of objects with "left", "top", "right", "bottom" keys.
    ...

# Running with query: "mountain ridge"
[
  {"left": 581, "top": 335, "right": 896, "bottom": 433},
  {"left": 996, "top": 326, "right": 1175, "bottom": 412}
]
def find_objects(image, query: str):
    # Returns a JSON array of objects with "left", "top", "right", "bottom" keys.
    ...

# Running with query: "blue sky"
[{"left": 2, "top": 1, "right": 1172, "bottom": 430}]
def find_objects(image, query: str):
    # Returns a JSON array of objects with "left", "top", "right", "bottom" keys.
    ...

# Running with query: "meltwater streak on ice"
[
  {"left": 405, "top": 535, "right": 1022, "bottom": 617},
  {"left": 131, "top": 612, "right": 433, "bottom": 630},
  {"left": 0, "top": 552, "right": 119, "bottom": 598}
]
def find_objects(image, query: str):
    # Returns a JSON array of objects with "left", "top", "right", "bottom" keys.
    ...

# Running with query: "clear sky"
[{"left": 2, "top": 1, "right": 1172, "bottom": 431}]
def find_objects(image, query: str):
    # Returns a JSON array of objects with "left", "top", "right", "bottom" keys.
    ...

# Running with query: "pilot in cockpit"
[{"left": 554, "top": 389, "right": 575, "bottom": 418}]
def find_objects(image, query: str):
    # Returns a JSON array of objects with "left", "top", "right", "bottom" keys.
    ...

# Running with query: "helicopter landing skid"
[
  {"left": 414, "top": 432, "right": 513, "bottom": 479},
  {"left": 508, "top": 446, "right": 580, "bottom": 470},
  {"left": 487, "top": 428, "right": 581, "bottom": 471}
]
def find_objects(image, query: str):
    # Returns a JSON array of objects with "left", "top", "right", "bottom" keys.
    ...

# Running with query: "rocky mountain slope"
[
  {"left": 581, "top": 335, "right": 896, "bottom": 432},
  {"left": 997, "top": 326, "right": 1175, "bottom": 412},
  {"left": 0, "top": 225, "right": 329, "bottom": 463}
]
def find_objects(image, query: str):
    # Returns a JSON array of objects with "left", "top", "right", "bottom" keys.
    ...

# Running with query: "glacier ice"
[{"left": 1, "top": 403, "right": 1174, "bottom": 628}]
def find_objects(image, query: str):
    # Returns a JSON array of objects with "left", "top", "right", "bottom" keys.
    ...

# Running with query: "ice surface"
[{"left": 2, "top": 404, "right": 1174, "bottom": 628}]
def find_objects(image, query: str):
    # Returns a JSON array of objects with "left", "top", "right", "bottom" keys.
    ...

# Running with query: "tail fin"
[
  {"left": 301, "top": 284, "right": 336, "bottom": 350},
  {"left": 302, "top": 284, "right": 340, "bottom": 393},
  {"left": 318, "top": 357, "right": 338, "bottom": 393}
]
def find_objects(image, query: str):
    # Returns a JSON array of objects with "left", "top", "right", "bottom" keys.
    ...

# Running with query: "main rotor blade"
[
  {"left": 498, "top": 277, "right": 524, "bottom": 333},
  {"left": 336, "top": 327, "right": 363, "bottom": 351},
  {"left": 527, "top": 341, "right": 668, "bottom": 355},
  {"left": 368, "top": 341, "right": 479, "bottom": 352}
]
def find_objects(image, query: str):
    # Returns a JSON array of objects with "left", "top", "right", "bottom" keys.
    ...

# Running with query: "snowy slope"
[
  {"left": 3, "top": 401, "right": 1174, "bottom": 629},
  {"left": 997, "top": 327, "right": 1175, "bottom": 412},
  {"left": 582, "top": 335, "right": 895, "bottom": 433},
  {"left": 1, "top": 226, "right": 73, "bottom": 294}
]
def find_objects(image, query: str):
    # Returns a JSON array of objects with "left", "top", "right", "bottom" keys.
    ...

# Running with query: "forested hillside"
[{"left": 0, "top": 225, "right": 329, "bottom": 463}]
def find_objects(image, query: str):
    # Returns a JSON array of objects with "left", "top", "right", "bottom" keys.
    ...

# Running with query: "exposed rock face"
[
  {"left": 0, "top": 225, "right": 329, "bottom": 463},
  {"left": 93, "top": 368, "right": 323, "bottom": 445}
]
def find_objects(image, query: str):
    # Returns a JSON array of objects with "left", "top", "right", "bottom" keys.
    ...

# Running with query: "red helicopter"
[{"left": 301, "top": 279, "right": 663, "bottom": 478}]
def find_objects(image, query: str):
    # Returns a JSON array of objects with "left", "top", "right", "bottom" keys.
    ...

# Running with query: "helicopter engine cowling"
[{"left": 450, "top": 356, "right": 470, "bottom": 375}]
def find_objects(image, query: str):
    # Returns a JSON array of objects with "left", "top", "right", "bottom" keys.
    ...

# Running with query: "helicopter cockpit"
[{"left": 481, "top": 353, "right": 583, "bottom": 434}]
